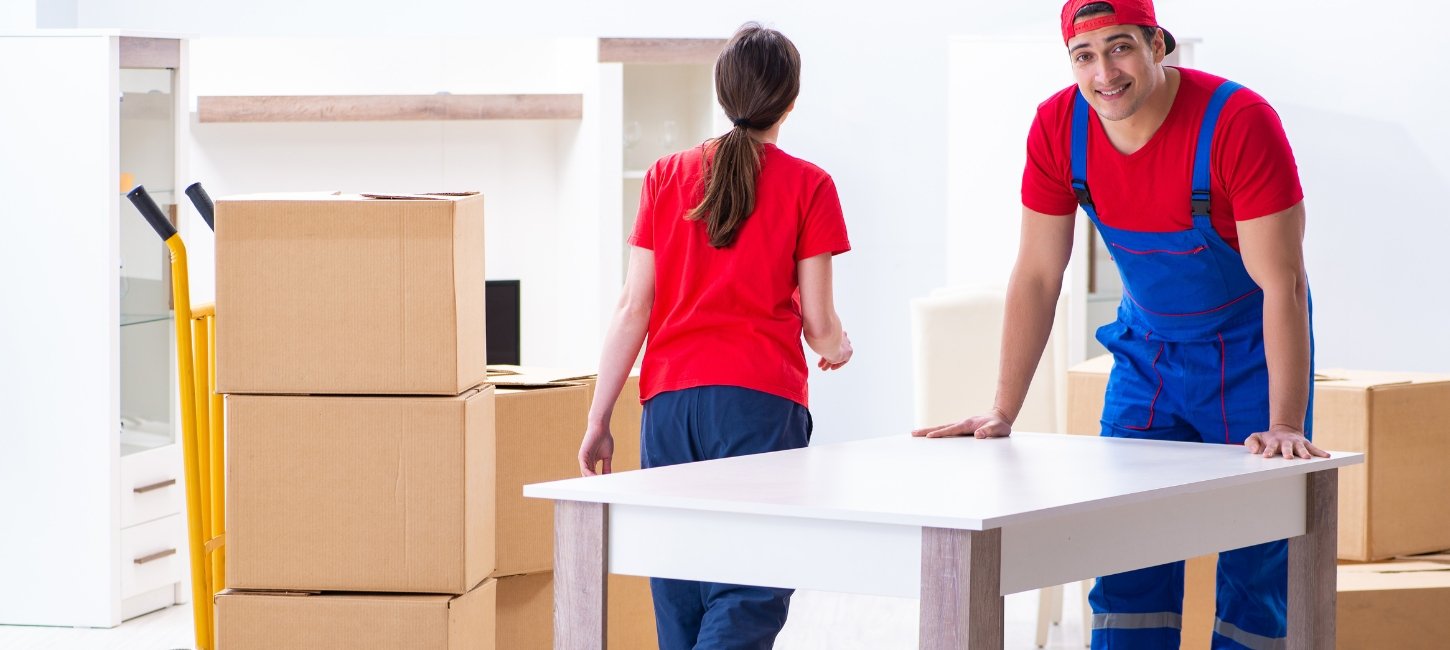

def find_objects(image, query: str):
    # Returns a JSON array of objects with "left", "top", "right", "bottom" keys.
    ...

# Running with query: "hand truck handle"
[
  {"left": 126, "top": 185, "right": 176, "bottom": 241},
  {"left": 184, "top": 182, "right": 215, "bottom": 232}
]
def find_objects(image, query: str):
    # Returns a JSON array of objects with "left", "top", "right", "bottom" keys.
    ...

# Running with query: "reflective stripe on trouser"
[
  {"left": 1092, "top": 612, "right": 1183, "bottom": 630},
  {"left": 1215, "top": 617, "right": 1286, "bottom": 650}
]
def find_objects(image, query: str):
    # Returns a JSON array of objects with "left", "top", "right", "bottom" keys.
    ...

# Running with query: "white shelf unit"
[
  {"left": 597, "top": 38, "right": 728, "bottom": 281},
  {"left": 0, "top": 31, "right": 189, "bottom": 628}
]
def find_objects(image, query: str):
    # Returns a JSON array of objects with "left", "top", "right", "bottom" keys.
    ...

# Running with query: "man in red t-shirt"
[{"left": 915, "top": 1, "right": 1325, "bottom": 648}]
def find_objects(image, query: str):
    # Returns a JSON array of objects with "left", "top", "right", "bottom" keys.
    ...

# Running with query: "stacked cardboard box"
[
  {"left": 215, "top": 192, "right": 496, "bottom": 649},
  {"left": 212, "top": 193, "right": 656, "bottom": 647},
  {"left": 488, "top": 367, "right": 658, "bottom": 649},
  {"left": 1067, "top": 355, "right": 1450, "bottom": 649}
]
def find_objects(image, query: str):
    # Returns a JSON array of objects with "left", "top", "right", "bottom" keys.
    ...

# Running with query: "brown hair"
[{"left": 686, "top": 22, "right": 801, "bottom": 248}]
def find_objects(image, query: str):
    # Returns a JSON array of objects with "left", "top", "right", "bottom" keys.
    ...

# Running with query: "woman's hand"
[
  {"left": 578, "top": 423, "right": 616, "bottom": 476},
  {"left": 818, "top": 331, "right": 853, "bottom": 371}
]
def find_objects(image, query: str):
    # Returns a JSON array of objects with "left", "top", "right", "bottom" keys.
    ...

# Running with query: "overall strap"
[
  {"left": 1190, "top": 80, "right": 1245, "bottom": 226},
  {"left": 1070, "top": 90, "right": 1096, "bottom": 219}
]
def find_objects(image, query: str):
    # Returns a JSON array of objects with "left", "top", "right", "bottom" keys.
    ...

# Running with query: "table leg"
[
  {"left": 555, "top": 500, "right": 608, "bottom": 650},
  {"left": 1288, "top": 469, "right": 1337, "bottom": 650},
  {"left": 920, "top": 527, "right": 1003, "bottom": 649}
]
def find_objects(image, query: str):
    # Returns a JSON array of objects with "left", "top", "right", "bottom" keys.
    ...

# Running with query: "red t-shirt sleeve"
[
  {"left": 1021, "top": 104, "right": 1080, "bottom": 217},
  {"left": 794, "top": 175, "right": 851, "bottom": 260},
  {"left": 626, "top": 162, "right": 660, "bottom": 250},
  {"left": 1215, "top": 98, "right": 1304, "bottom": 221}
]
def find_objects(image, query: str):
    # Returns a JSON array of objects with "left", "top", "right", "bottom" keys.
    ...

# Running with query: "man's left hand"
[{"left": 1245, "top": 425, "right": 1329, "bottom": 460}]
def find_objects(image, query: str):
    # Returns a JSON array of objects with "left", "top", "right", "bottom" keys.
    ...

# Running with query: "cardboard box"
[
  {"left": 1338, "top": 555, "right": 1450, "bottom": 649},
  {"left": 491, "top": 380, "right": 591, "bottom": 577},
  {"left": 486, "top": 365, "right": 642, "bottom": 471},
  {"left": 1068, "top": 355, "right": 1450, "bottom": 561},
  {"left": 1180, "top": 554, "right": 1217, "bottom": 650},
  {"left": 608, "top": 572, "right": 658, "bottom": 649},
  {"left": 1065, "top": 354, "right": 1115, "bottom": 435},
  {"left": 496, "top": 571, "right": 658, "bottom": 650},
  {"left": 216, "top": 192, "right": 486, "bottom": 395},
  {"left": 496, "top": 572, "right": 552, "bottom": 650},
  {"left": 226, "top": 387, "right": 496, "bottom": 594},
  {"left": 1182, "top": 555, "right": 1450, "bottom": 650},
  {"left": 215, "top": 579, "right": 496, "bottom": 650},
  {"left": 1313, "top": 370, "right": 1450, "bottom": 560}
]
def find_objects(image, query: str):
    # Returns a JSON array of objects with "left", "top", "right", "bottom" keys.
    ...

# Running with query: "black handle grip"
[
  {"left": 184, "top": 182, "right": 215, "bottom": 231},
  {"left": 126, "top": 185, "right": 176, "bottom": 241}
]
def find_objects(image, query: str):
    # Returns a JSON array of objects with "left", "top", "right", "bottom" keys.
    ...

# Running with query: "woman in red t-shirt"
[{"left": 577, "top": 22, "right": 852, "bottom": 649}]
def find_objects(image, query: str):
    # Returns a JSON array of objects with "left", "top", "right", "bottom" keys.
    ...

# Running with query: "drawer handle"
[
  {"left": 133, "top": 479, "right": 177, "bottom": 494},
  {"left": 134, "top": 548, "right": 177, "bottom": 565}
]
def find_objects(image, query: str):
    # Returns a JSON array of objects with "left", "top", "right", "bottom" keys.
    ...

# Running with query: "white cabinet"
[
  {"left": 596, "top": 38, "right": 729, "bottom": 287},
  {"left": 0, "top": 30, "right": 189, "bottom": 628}
]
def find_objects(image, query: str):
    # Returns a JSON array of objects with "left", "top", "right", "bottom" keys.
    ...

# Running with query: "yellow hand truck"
[{"left": 127, "top": 183, "right": 223, "bottom": 650}]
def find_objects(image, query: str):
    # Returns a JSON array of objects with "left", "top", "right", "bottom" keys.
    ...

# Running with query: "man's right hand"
[{"left": 911, "top": 408, "right": 1013, "bottom": 439}]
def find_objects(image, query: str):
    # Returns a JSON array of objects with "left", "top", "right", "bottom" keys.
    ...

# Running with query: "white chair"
[{"left": 909, "top": 285, "right": 1091, "bottom": 648}]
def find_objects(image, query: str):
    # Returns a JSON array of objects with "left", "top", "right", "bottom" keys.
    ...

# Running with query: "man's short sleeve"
[
  {"left": 1215, "top": 98, "right": 1305, "bottom": 221},
  {"left": 1022, "top": 106, "right": 1080, "bottom": 217}
]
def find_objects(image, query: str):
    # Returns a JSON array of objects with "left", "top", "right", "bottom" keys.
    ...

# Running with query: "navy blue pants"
[{"left": 640, "top": 385, "right": 812, "bottom": 650}]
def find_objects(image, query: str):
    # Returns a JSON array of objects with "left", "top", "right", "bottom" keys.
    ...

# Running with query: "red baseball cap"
[{"left": 1060, "top": 0, "right": 1176, "bottom": 54}]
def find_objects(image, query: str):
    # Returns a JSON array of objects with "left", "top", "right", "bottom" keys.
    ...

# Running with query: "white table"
[{"left": 524, "top": 433, "right": 1362, "bottom": 649}]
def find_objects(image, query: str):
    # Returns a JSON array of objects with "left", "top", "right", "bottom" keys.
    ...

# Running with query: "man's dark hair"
[{"left": 1073, "top": 2, "right": 1161, "bottom": 47}]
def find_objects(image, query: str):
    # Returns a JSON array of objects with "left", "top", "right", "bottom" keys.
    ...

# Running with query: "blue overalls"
[
  {"left": 640, "top": 385, "right": 813, "bottom": 650},
  {"left": 1072, "top": 82, "right": 1314, "bottom": 650}
]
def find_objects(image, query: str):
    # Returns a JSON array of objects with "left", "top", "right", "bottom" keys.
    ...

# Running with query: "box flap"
[
  {"left": 360, "top": 192, "right": 479, "bottom": 201},
  {"left": 1339, "top": 558, "right": 1450, "bottom": 592},
  {"left": 1314, "top": 369, "right": 1450, "bottom": 389},
  {"left": 218, "top": 191, "right": 345, "bottom": 202},
  {"left": 493, "top": 381, "right": 588, "bottom": 392},
  {"left": 220, "top": 191, "right": 478, "bottom": 203},
  {"left": 487, "top": 365, "right": 597, "bottom": 384},
  {"left": 1068, "top": 354, "right": 1114, "bottom": 375},
  {"left": 215, "top": 588, "right": 318, "bottom": 599},
  {"left": 1341, "top": 560, "right": 1450, "bottom": 575}
]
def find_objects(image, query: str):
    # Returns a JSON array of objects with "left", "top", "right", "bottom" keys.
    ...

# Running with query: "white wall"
[
  {"left": 1173, "top": 2, "right": 1450, "bottom": 374},
  {"left": 0, "top": 2, "right": 35, "bottom": 30},
  {"left": 186, "top": 37, "right": 600, "bottom": 368},
  {"left": 61, "top": 0, "right": 1450, "bottom": 444}
]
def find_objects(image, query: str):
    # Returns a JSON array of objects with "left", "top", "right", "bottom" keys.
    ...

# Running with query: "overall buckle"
[
  {"left": 1073, "top": 181, "right": 1094, "bottom": 209},
  {"left": 1191, "top": 191, "right": 1211, "bottom": 217}
]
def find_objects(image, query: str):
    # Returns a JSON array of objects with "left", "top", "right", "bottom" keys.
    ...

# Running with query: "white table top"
[{"left": 524, "top": 433, "right": 1362, "bottom": 531}]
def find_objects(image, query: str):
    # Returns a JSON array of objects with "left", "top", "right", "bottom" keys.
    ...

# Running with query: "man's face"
[{"left": 1067, "top": 21, "right": 1165, "bottom": 122}]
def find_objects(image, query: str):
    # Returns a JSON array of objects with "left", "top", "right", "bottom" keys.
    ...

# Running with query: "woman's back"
[{"left": 631, "top": 142, "right": 849, "bottom": 407}]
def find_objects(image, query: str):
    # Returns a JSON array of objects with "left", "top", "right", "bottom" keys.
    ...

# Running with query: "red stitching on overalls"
[
  {"left": 1110, "top": 243, "right": 1207, "bottom": 256},
  {"left": 1219, "top": 332, "right": 1231, "bottom": 444},
  {"left": 1123, "top": 287, "right": 1263, "bottom": 318},
  {"left": 1124, "top": 332, "right": 1164, "bottom": 431}
]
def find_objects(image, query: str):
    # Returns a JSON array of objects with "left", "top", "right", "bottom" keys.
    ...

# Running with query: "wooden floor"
[{"left": 0, "top": 587, "right": 1092, "bottom": 649}]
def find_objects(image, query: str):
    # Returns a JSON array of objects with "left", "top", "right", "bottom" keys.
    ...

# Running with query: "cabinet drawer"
[
  {"left": 121, "top": 443, "right": 182, "bottom": 528},
  {"left": 121, "top": 514, "right": 185, "bottom": 598}
]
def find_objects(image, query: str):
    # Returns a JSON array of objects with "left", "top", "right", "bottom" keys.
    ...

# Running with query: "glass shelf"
[
  {"left": 121, "top": 189, "right": 174, "bottom": 205},
  {"left": 121, "top": 427, "right": 173, "bottom": 456},
  {"left": 121, "top": 312, "right": 172, "bottom": 327}
]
